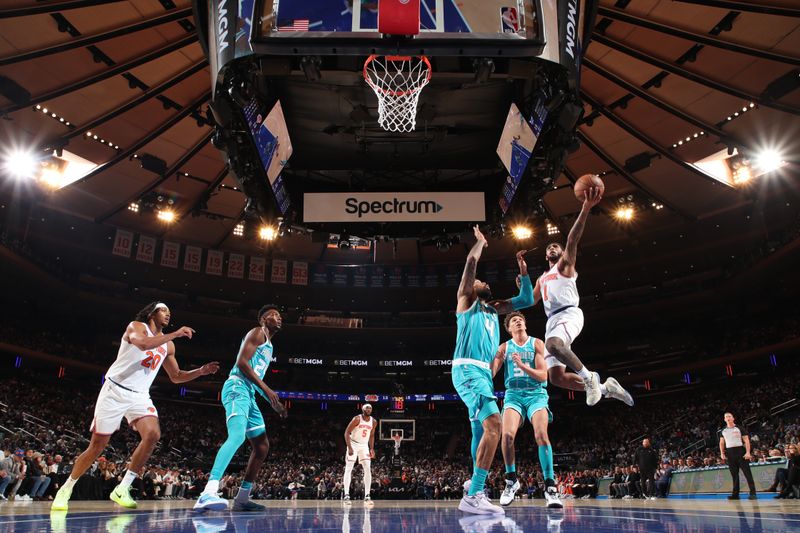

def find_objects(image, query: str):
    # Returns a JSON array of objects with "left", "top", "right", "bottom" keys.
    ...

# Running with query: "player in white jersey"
[
  {"left": 531, "top": 187, "right": 633, "bottom": 407},
  {"left": 51, "top": 302, "right": 219, "bottom": 512},
  {"left": 342, "top": 404, "right": 377, "bottom": 503}
]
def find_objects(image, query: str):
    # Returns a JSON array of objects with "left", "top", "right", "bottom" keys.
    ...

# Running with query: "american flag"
[{"left": 277, "top": 19, "right": 310, "bottom": 32}]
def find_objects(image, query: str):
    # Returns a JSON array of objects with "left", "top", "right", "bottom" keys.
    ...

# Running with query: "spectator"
[{"left": 655, "top": 461, "right": 674, "bottom": 498}]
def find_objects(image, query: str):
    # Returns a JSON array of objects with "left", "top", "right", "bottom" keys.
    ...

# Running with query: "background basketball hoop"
[
  {"left": 391, "top": 433, "right": 403, "bottom": 453},
  {"left": 364, "top": 55, "right": 431, "bottom": 132}
]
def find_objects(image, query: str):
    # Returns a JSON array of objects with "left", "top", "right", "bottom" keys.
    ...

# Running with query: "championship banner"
[
  {"left": 292, "top": 261, "right": 308, "bottom": 285},
  {"left": 183, "top": 245, "right": 202, "bottom": 272},
  {"left": 369, "top": 265, "right": 385, "bottom": 288},
  {"left": 388, "top": 267, "right": 403, "bottom": 288},
  {"left": 445, "top": 264, "right": 461, "bottom": 286},
  {"left": 303, "top": 192, "right": 485, "bottom": 222},
  {"left": 228, "top": 253, "right": 245, "bottom": 279},
  {"left": 271, "top": 258, "right": 288, "bottom": 284},
  {"left": 332, "top": 266, "right": 348, "bottom": 287},
  {"left": 406, "top": 266, "right": 421, "bottom": 288},
  {"left": 112, "top": 229, "right": 133, "bottom": 258},
  {"left": 136, "top": 235, "right": 156, "bottom": 263},
  {"left": 423, "top": 266, "right": 440, "bottom": 287},
  {"left": 310, "top": 263, "right": 327, "bottom": 285},
  {"left": 160, "top": 241, "right": 180, "bottom": 268},
  {"left": 249, "top": 256, "right": 266, "bottom": 282},
  {"left": 206, "top": 249, "right": 224, "bottom": 276},
  {"left": 353, "top": 266, "right": 368, "bottom": 288}
]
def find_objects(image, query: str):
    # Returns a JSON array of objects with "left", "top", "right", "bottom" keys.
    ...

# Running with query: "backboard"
[{"left": 254, "top": 0, "right": 544, "bottom": 56}]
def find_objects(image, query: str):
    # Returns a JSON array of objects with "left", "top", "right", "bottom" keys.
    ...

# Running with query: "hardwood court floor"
[{"left": 1, "top": 498, "right": 799, "bottom": 532}]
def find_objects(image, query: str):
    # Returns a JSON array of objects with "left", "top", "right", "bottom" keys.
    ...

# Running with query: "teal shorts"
[
  {"left": 221, "top": 377, "right": 266, "bottom": 439},
  {"left": 452, "top": 365, "right": 500, "bottom": 423},
  {"left": 503, "top": 389, "right": 553, "bottom": 425}
]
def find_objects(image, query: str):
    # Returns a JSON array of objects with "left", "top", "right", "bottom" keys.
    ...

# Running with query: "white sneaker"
[
  {"left": 585, "top": 371, "right": 602, "bottom": 406},
  {"left": 499, "top": 480, "right": 520, "bottom": 506},
  {"left": 463, "top": 479, "right": 471, "bottom": 495},
  {"left": 343, "top": 495, "right": 352, "bottom": 505},
  {"left": 544, "top": 487, "right": 563, "bottom": 509},
  {"left": 603, "top": 377, "right": 634, "bottom": 406},
  {"left": 458, "top": 492, "right": 505, "bottom": 515}
]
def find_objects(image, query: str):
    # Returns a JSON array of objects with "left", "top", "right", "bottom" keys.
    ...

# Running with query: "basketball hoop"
[
  {"left": 391, "top": 434, "right": 403, "bottom": 452},
  {"left": 363, "top": 55, "right": 431, "bottom": 132}
]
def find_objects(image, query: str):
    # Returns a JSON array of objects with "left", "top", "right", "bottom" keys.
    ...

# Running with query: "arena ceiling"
[{"left": 0, "top": 0, "right": 798, "bottom": 264}]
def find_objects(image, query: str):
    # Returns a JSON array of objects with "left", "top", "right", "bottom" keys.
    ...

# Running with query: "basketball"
[{"left": 574, "top": 174, "right": 605, "bottom": 202}]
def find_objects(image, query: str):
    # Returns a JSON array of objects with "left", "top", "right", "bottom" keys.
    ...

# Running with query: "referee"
[{"left": 719, "top": 412, "right": 757, "bottom": 500}]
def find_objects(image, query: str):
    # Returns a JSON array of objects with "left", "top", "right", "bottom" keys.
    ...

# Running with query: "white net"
[{"left": 364, "top": 55, "right": 431, "bottom": 132}]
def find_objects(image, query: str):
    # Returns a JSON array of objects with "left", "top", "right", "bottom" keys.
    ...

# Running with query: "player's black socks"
[{"left": 506, "top": 472, "right": 517, "bottom": 483}]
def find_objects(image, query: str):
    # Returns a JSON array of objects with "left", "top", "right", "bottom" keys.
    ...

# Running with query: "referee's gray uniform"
[{"left": 720, "top": 425, "right": 756, "bottom": 497}]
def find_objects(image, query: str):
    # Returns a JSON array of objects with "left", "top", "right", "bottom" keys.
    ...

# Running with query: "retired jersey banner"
[
  {"left": 135, "top": 235, "right": 156, "bottom": 263},
  {"left": 271, "top": 259, "right": 288, "bottom": 284},
  {"left": 291, "top": 260, "right": 307, "bottom": 285},
  {"left": 249, "top": 256, "right": 266, "bottom": 282},
  {"left": 160, "top": 241, "right": 180, "bottom": 268},
  {"left": 228, "top": 253, "right": 245, "bottom": 279},
  {"left": 303, "top": 192, "right": 485, "bottom": 222},
  {"left": 183, "top": 245, "right": 202, "bottom": 272},
  {"left": 112, "top": 229, "right": 133, "bottom": 258},
  {"left": 206, "top": 249, "right": 224, "bottom": 276},
  {"left": 332, "top": 266, "right": 348, "bottom": 287}
]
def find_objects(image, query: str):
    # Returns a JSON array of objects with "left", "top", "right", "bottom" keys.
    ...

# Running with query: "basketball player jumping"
[
  {"left": 342, "top": 404, "right": 377, "bottom": 503},
  {"left": 533, "top": 187, "right": 633, "bottom": 406},
  {"left": 194, "top": 305, "right": 287, "bottom": 512},
  {"left": 453, "top": 225, "right": 535, "bottom": 515},
  {"left": 491, "top": 312, "right": 562, "bottom": 508},
  {"left": 51, "top": 302, "right": 219, "bottom": 511}
]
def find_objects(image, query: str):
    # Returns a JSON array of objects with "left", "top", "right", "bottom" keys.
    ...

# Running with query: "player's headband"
[
  {"left": 153, "top": 303, "right": 168, "bottom": 312},
  {"left": 362, "top": 403, "right": 372, "bottom": 410}
]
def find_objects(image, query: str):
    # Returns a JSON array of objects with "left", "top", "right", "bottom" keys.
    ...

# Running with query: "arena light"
[
  {"left": 233, "top": 222, "right": 244, "bottom": 237},
  {"left": 546, "top": 221, "right": 560, "bottom": 236},
  {"left": 752, "top": 149, "right": 785, "bottom": 174},
  {"left": 2, "top": 149, "right": 38, "bottom": 179},
  {"left": 511, "top": 225, "right": 533, "bottom": 240},
  {"left": 157, "top": 209, "right": 176, "bottom": 223},
  {"left": 259, "top": 225, "right": 277, "bottom": 241},
  {"left": 128, "top": 202, "right": 139, "bottom": 213},
  {"left": 614, "top": 207, "right": 635, "bottom": 221}
]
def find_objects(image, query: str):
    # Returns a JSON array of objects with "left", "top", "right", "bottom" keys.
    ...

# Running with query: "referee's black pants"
[{"left": 727, "top": 446, "right": 756, "bottom": 495}]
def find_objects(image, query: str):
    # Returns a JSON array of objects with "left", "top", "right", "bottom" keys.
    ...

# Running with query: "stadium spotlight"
[
  {"left": 233, "top": 222, "right": 244, "bottom": 237},
  {"left": 511, "top": 225, "right": 533, "bottom": 240},
  {"left": 259, "top": 225, "right": 277, "bottom": 241},
  {"left": 614, "top": 207, "right": 634, "bottom": 221},
  {"left": 157, "top": 209, "right": 176, "bottom": 223},
  {"left": 3, "top": 149, "right": 38, "bottom": 180},
  {"left": 752, "top": 149, "right": 785, "bottom": 173}
]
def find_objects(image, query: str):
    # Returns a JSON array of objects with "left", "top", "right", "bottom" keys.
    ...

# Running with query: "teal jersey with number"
[
  {"left": 453, "top": 299, "right": 500, "bottom": 365},
  {"left": 228, "top": 331, "right": 274, "bottom": 393},
  {"left": 504, "top": 336, "right": 546, "bottom": 391}
]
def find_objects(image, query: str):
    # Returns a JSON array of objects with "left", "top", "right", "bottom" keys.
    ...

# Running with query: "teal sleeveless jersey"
[
  {"left": 453, "top": 300, "right": 500, "bottom": 365},
  {"left": 504, "top": 336, "right": 546, "bottom": 392},
  {"left": 228, "top": 332, "right": 273, "bottom": 392}
]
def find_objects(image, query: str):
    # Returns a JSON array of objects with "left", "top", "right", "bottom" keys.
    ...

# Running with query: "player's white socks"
[
  {"left": 119, "top": 470, "right": 138, "bottom": 489},
  {"left": 203, "top": 479, "right": 220, "bottom": 495},
  {"left": 576, "top": 367, "right": 592, "bottom": 381},
  {"left": 62, "top": 476, "right": 77, "bottom": 490}
]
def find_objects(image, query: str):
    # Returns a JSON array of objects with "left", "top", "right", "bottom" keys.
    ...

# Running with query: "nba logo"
[{"left": 501, "top": 7, "right": 519, "bottom": 34}]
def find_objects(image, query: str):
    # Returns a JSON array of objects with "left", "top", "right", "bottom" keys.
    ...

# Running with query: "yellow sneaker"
[
  {"left": 110, "top": 485, "right": 137, "bottom": 509},
  {"left": 51, "top": 485, "right": 72, "bottom": 512}
]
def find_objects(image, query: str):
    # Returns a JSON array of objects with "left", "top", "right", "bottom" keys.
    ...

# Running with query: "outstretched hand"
[
  {"left": 473, "top": 225, "right": 487, "bottom": 247},
  {"left": 582, "top": 186, "right": 603, "bottom": 210},
  {"left": 516, "top": 249, "right": 528, "bottom": 276},
  {"left": 200, "top": 362, "right": 220, "bottom": 376}
]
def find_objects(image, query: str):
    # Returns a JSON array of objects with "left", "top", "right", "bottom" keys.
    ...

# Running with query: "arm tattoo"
[
  {"left": 458, "top": 256, "right": 478, "bottom": 296},
  {"left": 566, "top": 211, "right": 588, "bottom": 259}
]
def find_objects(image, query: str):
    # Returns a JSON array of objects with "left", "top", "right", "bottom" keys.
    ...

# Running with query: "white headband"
[
  {"left": 154, "top": 303, "right": 168, "bottom": 311},
  {"left": 362, "top": 403, "right": 372, "bottom": 410}
]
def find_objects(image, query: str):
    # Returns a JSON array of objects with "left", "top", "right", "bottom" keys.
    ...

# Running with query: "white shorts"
[
  {"left": 346, "top": 444, "right": 371, "bottom": 463},
  {"left": 90, "top": 380, "right": 158, "bottom": 435},
  {"left": 544, "top": 307, "right": 584, "bottom": 370}
]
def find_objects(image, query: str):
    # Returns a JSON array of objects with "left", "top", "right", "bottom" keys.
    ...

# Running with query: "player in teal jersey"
[
  {"left": 194, "top": 305, "right": 287, "bottom": 512},
  {"left": 454, "top": 226, "right": 534, "bottom": 515},
  {"left": 491, "top": 311, "right": 562, "bottom": 508}
]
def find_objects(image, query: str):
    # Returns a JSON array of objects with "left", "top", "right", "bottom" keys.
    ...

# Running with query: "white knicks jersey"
[
  {"left": 539, "top": 263, "right": 580, "bottom": 318},
  {"left": 349, "top": 415, "right": 376, "bottom": 446},
  {"left": 105, "top": 323, "right": 169, "bottom": 393}
]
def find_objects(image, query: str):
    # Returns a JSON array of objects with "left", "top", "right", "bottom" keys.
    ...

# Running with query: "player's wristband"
[{"left": 510, "top": 274, "right": 534, "bottom": 310}]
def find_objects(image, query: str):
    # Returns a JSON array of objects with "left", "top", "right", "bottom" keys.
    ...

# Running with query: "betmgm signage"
[{"left": 303, "top": 192, "right": 485, "bottom": 223}]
